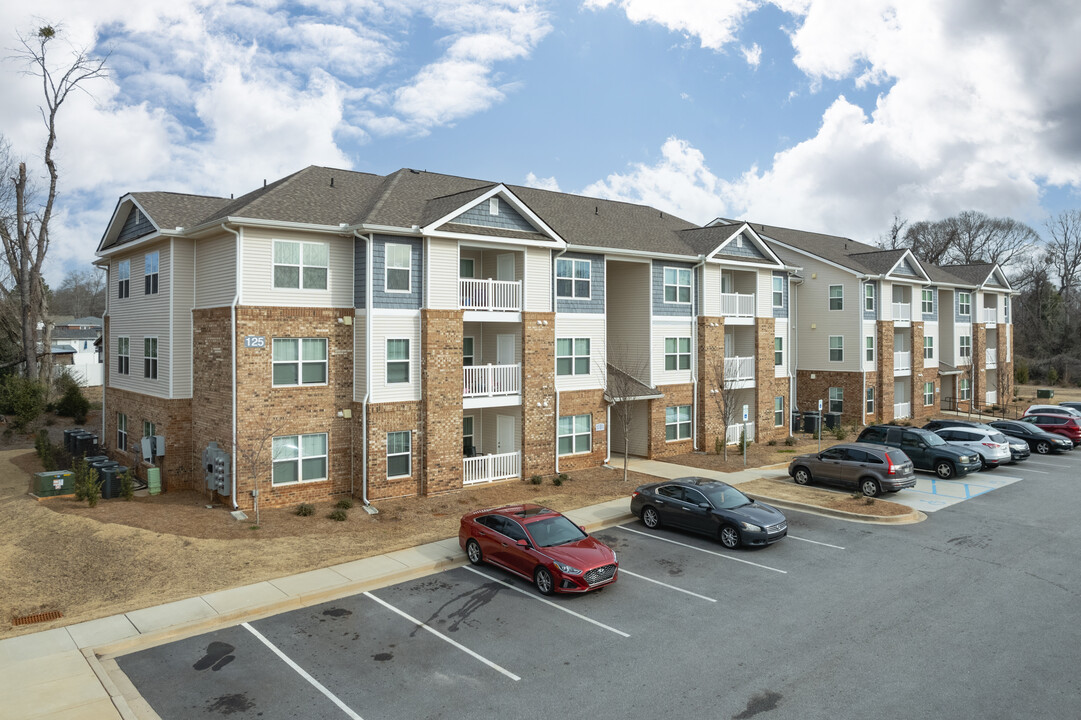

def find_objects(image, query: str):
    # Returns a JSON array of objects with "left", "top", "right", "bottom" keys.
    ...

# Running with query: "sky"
[{"left": 2, "top": 0, "right": 1081, "bottom": 287}]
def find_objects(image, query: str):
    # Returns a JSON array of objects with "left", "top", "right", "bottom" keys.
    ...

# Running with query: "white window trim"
[
  {"left": 665, "top": 405, "right": 692, "bottom": 442},
  {"left": 664, "top": 337, "right": 691, "bottom": 372},
  {"left": 774, "top": 336, "right": 784, "bottom": 367},
  {"left": 144, "top": 251, "right": 159, "bottom": 295},
  {"left": 663, "top": 266, "right": 693, "bottom": 305},
  {"left": 864, "top": 283, "right": 875, "bottom": 312},
  {"left": 923, "top": 336, "right": 934, "bottom": 360},
  {"left": 273, "top": 239, "right": 330, "bottom": 291},
  {"left": 143, "top": 336, "right": 158, "bottom": 380},
  {"left": 924, "top": 382, "right": 935, "bottom": 406},
  {"left": 463, "top": 336, "right": 475, "bottom": 366},
  {"left": 386, "top": 338, "right": 411, "bottom": 385},
  {"left": 118, "top": 259, "right": 130, "bottom": 299},
  {"left": 556, "top": 258, "right": 591, "bottom": 299},
  {"left": 557, "top": 337, "right": 591, "bottom": 376},
  {"left": 959, "top": 335, "right": 972, "bottom": 359},
  {"left": 865, "top": 387, "right": 875, "bottom": 414},
  {"left": 386, "top": 430, "right": 412, "bottom": 479},
  {"left": 829, "top": 285, "right": 844, "bottom": 311},
  {"left": 463, "top": 416, "right": 475, "bottom": 450},
  {"left": 829, "top": 335, "right": 844, "bottom": 363},
  {"left": 459, "top": 257, "right": 475, "bottom": 279},
  {"left": 385, "top": 242, "right": 412, "bottom": 294},
  {"left": 489, "top": 197, "right": 499, "bottom": 215},
  {"left": 117, "top": 412, "right": 127, "bottom": 451},
  {"left": 772, "top": 276, "right": 784, "bottom": 308},
  {"left": 117, "top": 336, "right": 130, "bottom": 375},
  {"left": 922, "top": 289, "right": 934, "bottom": 315},
  {"left": 558, "top": 414, "right": 592, "bottom": 456},
  {"left": 958, "top": 292, "right": 971, "bottom": 316},
  {"left": 774, "top": 396, "right": 784, "bottom": 427},
  {"left": 143, "top": 420, "right": 156, "bottom": 438},
  {"left": 959, "top": 378, "right": 971, "bottom": 401},
  {"left": 829, "top": 387, "right": 843, "bottom": 414},
  {"left": 272, "top": 432, "right": 330, "bottom": 485},
  {"left": 271, "top": 338, "right": 329, "bottom": 387},
  {"left": 865, "top": 336, "right": 875, "bottom": 363}
]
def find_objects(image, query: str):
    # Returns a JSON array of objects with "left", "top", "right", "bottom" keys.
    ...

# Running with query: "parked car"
[
  {"left": 922, "top": 418, "right": 997, "bottom": 433},
  {"left": 459, "top": 504, "right": 617, "bottom": 595},
  {"left": 1024, "top": 404, "right": 1081, "bottom": 418},
  {"left": 1058, "top": 401, "right": 1081, "bottom": 414},
  {"left": 930, "top": 427, "right": 1012, "bottom": 469},
  {"left": 989, "top": 420, "right": 1073, "bottom": 454},
  {"left": 857, "top": 425, "right": 982, "bottom": 479},
  {"left": 630, "top": 478, "right": 787, "bottom": 549},
  {"left": 1019, "top": 414, "right": 1081, "bottom": 446},
  {"left": 787, "top": 442, "right": 916, "bottom": 497},
  {"left": 1003, "top": 436, "right": 1031, "bottom": 462}
]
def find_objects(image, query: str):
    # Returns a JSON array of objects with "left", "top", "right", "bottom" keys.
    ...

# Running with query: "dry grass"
[
  {"left": 739, "top": 477, "right": 914, "bottom": 517},
  {"left": 665, "top": 434, "right": 839, "bottom": 472}
]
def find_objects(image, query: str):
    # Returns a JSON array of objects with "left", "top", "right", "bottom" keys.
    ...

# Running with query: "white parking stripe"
[
  {"left": 1014, "top": 468, "right": 1049, "bottom": 474},
  {"left": 787, "top": 535, "right": 845, "bottom": 550},
  {"left": 242, "top": 622, "right": 366, "bottom": 719},
  {"left": 618, "top": 569, "right": 717, "bottom": 602},
  {"left": 463, "top": 566, "right": 631, "bottom": 637},
  {"left": 616, "top": 526, "right": 787, "bottom": 574},
  {"left": 1022, "top": 460, "right": 1070, "bottom": 468},
  {"left": 362, "top": 591, "right": 521, "bottom": 681}
]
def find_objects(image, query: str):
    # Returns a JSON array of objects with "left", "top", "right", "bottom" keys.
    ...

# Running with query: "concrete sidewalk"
[
  {"left": 617, "top": 455, "right": 790, "bottom": 485},
  {"left": 0, "top": 498, "right": 634, "bottom": 720}
]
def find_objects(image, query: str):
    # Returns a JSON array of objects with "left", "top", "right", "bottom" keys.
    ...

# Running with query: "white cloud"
[
  {"left": 524, "top": 172, "right": 561, "bottom": 192},
  {"left": 740, "top": 42, "right": 761, "bottom": 68},
  {"left": 583, "top": 0, "right": 758, "bottom": 51}
]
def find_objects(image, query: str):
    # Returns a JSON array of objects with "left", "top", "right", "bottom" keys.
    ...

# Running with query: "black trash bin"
[
  {"left": 824, "top": 412, "right": 841, "bottom": 430},
  {"left": 790, "top": 411, "right": 801, "bottom": 433},
  {"left": 802, "top": 411, "right": 820, "bottom": 436}
]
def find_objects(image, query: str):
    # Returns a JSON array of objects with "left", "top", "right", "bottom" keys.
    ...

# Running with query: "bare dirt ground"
[
  {"left": 737, "top": 477, "right": 913, "bottom": 517},
  {"left": 663, "top": 434, "right": 836, "bottom": 473}
]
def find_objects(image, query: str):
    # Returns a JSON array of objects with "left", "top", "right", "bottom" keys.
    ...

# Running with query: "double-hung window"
[
  {"left": 459, "top": 258, "right": 475, "bottom": 278},
  {"left": 144, "top": 251, "right": 159, "bottom": 295},
  {"left": 556, "top": 338, "right": 590, "bottom": 376},
  {"left": 143, "top": 337, "right": 158, "bottom": 379},
  {"left": 774, "top": 337, "right": 784, "bottom": 366},
  {"left": 923, "top": 336, "right": 934, "bottom": 359},
  {"left": 665, "top": 405, "right": 691, "bottom": 441},
  {"left": 558, "top": 414, "right": 591, "bottom": 455},
  {"left": 829, "top": 285, "right": 843, "bottom": 310},
  {"left": 463, "top": 337, "right": 475, "bottom": 366},
  {"left": 387, "top": 431, "right": 411, "bottom": 478},
  {"left": 865, "top": 336, "right": 875, "bottom": 363},
  {"left": 664, "top": 337, "right": 691, "bottom": 371},
  {"left": 143, "top": 420, "right": 156, "bottom": 438},
  {"left": 463, "top": 417, "right": 474, "bottom": 452},
  {"left": 959, "top": 335, "right": 971, "bottom": 359},
  {"left": 273, "top": 240, "right": 328, "bottom": 290},
  {"left": 118, "top": 260, "right": 130, "bottom": 299},
  {"left": 272, "top": 338, "right": 328, "bottom": 386},
  {"left": 663, "top": 267, "right": 692, "bottom": 304},
  {"left": 864, "top": 283, "right": 875, "bottom": 312},
  {"left": 772, "top": 276, "right": 784, "bottom": 308},
  {"left": 829, "top": 387, "right": 843, "bottom": 414},
  {"left": 774, "top": 396, "right": 784, "bottom": 427},
  {"left": 958, "top": 292, "right": 971, "bottom": 316},
  {"left": 117, "top": 413, "right": 127, "bottom": 451},
  {"left": 117, "top": 337, "right": 130, "bottom": 375},
  {"left": 865, "top": 387, "right": 875, "bottom": 414},
  {"left": 386, "top": 339, "right": 410, "bottom": 383},
  {"left": 829, "top": 336, "right": 844, "bottom": 362},
  {"left": 272, "top": 432, "right": 328, "bottom": 485},
  {"left": 922, "top": 289, "right": 934, "bottom": 315},
  {"left": 959, "top": 378, "right": 971, "bottom": 401},
  {"left": 556, "top": 258, "right": 590, "bottom": 299},
  {"left": 924, "top": 381, "right": 935, "bottom": 406},
  {"left": 385, "top": 243, "right": 411, "bottom": 292}
]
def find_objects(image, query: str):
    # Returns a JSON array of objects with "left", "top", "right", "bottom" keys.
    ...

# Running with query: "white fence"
[
  {"left": 724, "top": 356, "right": 755, "bottom": 381},
  {"left": 463, "top": 364, "right": 520, "bottom": 397},
  {"left": 460, "top": 279, "right": 521, "bottom": 311},
  {"left": 720, "top": 293, "right": 756, "bottom": 317},
  {"left": 894, "top": 351, "right": 911, "bottom": 372},
  {"left": 984, "top": 307, "right": 998, "bottom": 324},
  {"left": 55, "top": 362, "right": 103, "bottom": 387},
  {"left": 464, "top": 451, "right": 521, "bottom": 485},
  {"left": 986, "top": 390, "right": 998, "bottom": 405},
  {"left": 725, "top": 421, "right": 755, "bottom": 445},
  {"left": 892, "top": 302, "right": 911, "bottom": 321},
  {"left": 893, "top": 402, "right": 911, "bottom": 419}
]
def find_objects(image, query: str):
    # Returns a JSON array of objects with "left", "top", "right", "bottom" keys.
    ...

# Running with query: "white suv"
[
  {"left": 1024, "top": 404, "right": 1081, "bottom": 418},
  {"left": 931, "top": 426, "right": 1013, "bottom": 469}
]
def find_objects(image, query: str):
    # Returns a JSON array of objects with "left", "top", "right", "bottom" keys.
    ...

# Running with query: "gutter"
[
  {"left": 552, "top": 247, "right": 568, "bottom": 473},
  {"left": 790, "top": 273, "right": 803, "bottom": 435},
  {"left": 221, "top": 223, "right": 241, "bottom": 511}
]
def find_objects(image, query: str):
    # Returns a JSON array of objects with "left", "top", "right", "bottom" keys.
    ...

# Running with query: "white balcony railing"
[
  {"left": 986, "top": 390, "right": 998, "bottom": 405},
  {"left": 892, "top": 302, "right": 912, "bottom": 321},
  {"left": 984, "top": 307, "right": 998, "bottom": 324},
  {"left": 720, "top": 292, "right": 756, "bottom": 317},
  {"left": 724, "top": 356, "right": 755, "bottom": 381},
  {"left": 893, "top": 402, "right": 911, "bottom": 419},
  {"left": 726, "top": 422, "right": 755, "bottom": 446},
  {"left": 894, "top": 351, "right": 911, "bottom": 372},
  {"left": 985, "top": 348, "right": 997, "bottom": 367},
  {"left": 463, "top": 364, "right": 520, "bottom": 397},
  {"left": 459, "top": 279, "right": 521, "bottom": 311},
  {"left": 464, "top": 451, "right": 521, "bottom": 485}
]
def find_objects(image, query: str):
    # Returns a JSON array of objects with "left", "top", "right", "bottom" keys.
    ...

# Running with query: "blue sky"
[{"left": 2, "top": 0, "right": 1080, "bottom": 286}]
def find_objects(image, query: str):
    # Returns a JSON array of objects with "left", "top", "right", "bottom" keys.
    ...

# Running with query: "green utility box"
[
  {"left": 32, "top": 470, "right": 75, "bottom": 498},
  {"left": 1037, "top": 388, "right": 1055, "bottom": 399},
  {"left": 147, "top": 466, "right": 162, "bottom": 495}
]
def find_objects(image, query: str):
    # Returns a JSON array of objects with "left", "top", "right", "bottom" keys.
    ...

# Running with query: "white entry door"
[
  {"left": 497, "top": 253, "right": 514, "bottom": 282},
  {"left": 497, "top": 334, "right": 515, "bottom": 365},
  {"left": 496, "top": 415, "right": 515, "bottom": 454}
]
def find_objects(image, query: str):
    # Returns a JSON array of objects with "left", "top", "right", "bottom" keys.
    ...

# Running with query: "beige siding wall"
[
  {"left": 108, "top": 240, "right": 172, "bottom": 399},
  {"left": 428, "top": 238, "right": 459, "bottom": 309},
  {"left": 782, "top": 254, "right": 859, "bottom": 371},
  {"left": 525, "top": 247, "right": 551, "bottom": 313},
  {"left": 652, "top": 318, "right": 695, "bottom": 387},
  {"left": 774, "top": 319, "right": 789, "bottom": 378},
  {"left": 939, "top": 288, "right": 956, "bottom": 365},
  {"left": 605, "top": 260, "right": 651, "bottom": 376},
  {"left": 194, "top": 233, "right": 236, "bottom": 308},
  {"left": 241, "top": 227, "right": 352, "bottom": 307},
  {"left": 861, "top": 320, "right": 877, "bottom": 371},
  {"left": 756, "top": 269, "right": 774, "bottom": 317},
  {"left": 555, "top": 314, "right": 605, "bottom": 391},
  {"left": 702, "top": 264, "right": 721, "bottom": 316},
  {"left": 171, "top": 239, "right": 195, "bottom": 397},
  {"left": 370, "top": 312, "right": 421, "bottom": 403}
]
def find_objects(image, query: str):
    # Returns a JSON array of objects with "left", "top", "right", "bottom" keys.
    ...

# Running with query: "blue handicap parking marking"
[{"left": 890, "top": 472, "right": 1026, "bottom": 513}]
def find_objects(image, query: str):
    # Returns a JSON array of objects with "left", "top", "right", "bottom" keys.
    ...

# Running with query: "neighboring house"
[
  {"left": 49, "top": 325, "right": 104, "bottom": 386},
  {"left": 94, "top": 166, "right": 796, "bottom": 510}
]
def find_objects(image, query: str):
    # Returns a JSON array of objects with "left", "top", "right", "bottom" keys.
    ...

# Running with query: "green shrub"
[
  {"left": 55, "top": 384, "right": 90, "bottom": 424},
  {"left": 557, "top": 473, "right": 570, "bottom": 483},
  {"left": 0, "top": 375, "right": 46, "bottom": 430},
  {"left": 1048, "top": 366, "right": 1059, "bottom": 385},
  {"left": 530, "top": 475, "right": 543, "bottom": 485},
  {"left": 832, "top": 426, "right": 848, "bottom": 441},
  {"left": 35, "top": 429, "right": 51, "bottom": 461},
  {"left": 714, "top": 437, "right": 722, "bottom": 454},
  {"left": 552, "top": 476, "right": 563, "bottom": 486},
  {"left": 119, "top": 469, "right": 135, "bottom": 501},
  {"left": 335, "top": 498, "right": 354, "bottom": 510},
  {"left": 784, "top": 435, "right": 797, "bottom": 446},
  {"left": 1014, "top": 360, "right": 1029, "bottom": 386},
  {"left": 328, "top": 508, "right": 348, "bottom": 521},
  {"left": 296, "top": 503, "right": 315, "bottom": 516},
  {"left": 71, "top": 458, "right": 100, "bottom": 507},
  {"left": 767, "top": 439, "right": 777, "bottom": 446}
]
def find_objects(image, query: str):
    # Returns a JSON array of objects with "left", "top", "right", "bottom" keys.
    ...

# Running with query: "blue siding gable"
[
  {"left": 453, "top": 197, "right": 536, "bottom": 233},
  {"left": 921, "top": 286, "right": 938, "bottom": 321},
  {"left": 718, "top": 234, "right": 769, "bottom": 260},
  {"left": 862, "top": 281, "right": 878, "bottom": 320},
  {"left": 772, "top": 271, "right": 789, "bottom": 319},
  {"left": 955, "top": 289, "right": 972, "bottom": 323},
  {"left": 372, "top": 235, "right": 422, "bottom": 310},
  {"left": 653, "top": 260, "right": 695, "bottom": 317},
  {"left": 894, "top": 257, "right": 920, "bottom": 277},
  {"left": 117, "top": 206, "right": 155, "bottom": 244},
  {"left": 353, "top": 238, "right": 367, "bottom": 308},
  {"left": 555, "top": 252, "right": 604, "bottom": 314}
]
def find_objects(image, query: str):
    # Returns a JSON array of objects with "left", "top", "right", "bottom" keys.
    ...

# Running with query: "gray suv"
[
  {"left": 787, "top": 442, "right": 916, "bottom": 497},
  {"left": 858, "top": 425, "right": 982, "bottom": 479}
]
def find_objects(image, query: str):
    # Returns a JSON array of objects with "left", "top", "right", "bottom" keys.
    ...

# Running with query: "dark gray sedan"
[{"left": 630, "top": 477, "right": 787, "bottom": 549}]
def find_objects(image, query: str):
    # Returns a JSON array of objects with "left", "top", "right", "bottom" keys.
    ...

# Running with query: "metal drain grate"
[{"left": 12, "top": 610, "right": 63, "bottom": 626}]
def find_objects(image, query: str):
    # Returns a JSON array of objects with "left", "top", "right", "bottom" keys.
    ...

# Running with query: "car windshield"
[
  {"left": 924, "top": 433, "right": 947, "bottom": 446},
  {"left": 700, "top": 484, "right": 752, "bottom": 509},
  {"left": 525, "top": 515, "right": 587, "bottom": 548}
]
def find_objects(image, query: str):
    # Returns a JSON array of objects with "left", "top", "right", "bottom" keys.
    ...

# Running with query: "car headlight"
[
  {"left": 739, "top": 521, "right": 763, "bottom": 532},
  {"left": 554, "top": 562, "right": 582, "bottom": 575}
]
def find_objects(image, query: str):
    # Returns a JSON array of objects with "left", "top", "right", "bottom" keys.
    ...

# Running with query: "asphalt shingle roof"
[{"left": 939, "top": 263, "right": 996, "bottom": 287}]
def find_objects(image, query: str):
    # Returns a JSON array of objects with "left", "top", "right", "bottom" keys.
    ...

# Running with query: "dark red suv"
[
  {"left": 1021, "top": 414, "right": 1081, "bottom": 446},
  {"left": 459, "top": 504, "right": 617, "bottom": 595}
]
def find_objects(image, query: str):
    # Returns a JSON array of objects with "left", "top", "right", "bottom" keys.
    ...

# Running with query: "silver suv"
[{"left": 787, "top": 442, "right": 916, "bottom": 497}]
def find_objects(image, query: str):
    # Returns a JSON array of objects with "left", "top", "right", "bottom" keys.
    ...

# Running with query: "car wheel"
[
  {"left": 719, "top": 525, "right": 741, "bottom": 549},
  {"left": 793, "top": 466, "right": 812, "bottom": 486},
  {"left": 641, "top": 505, "right": 661, "bottom": 529},
  {"left": 935, "top": 461, "right": 955, "bottom": 479},
  {"left": 1035, "top": 440, "right": 1051, "bottom": 454},
  {"left": 979, "top": 456, "right": 990, "bottom": 470},
  {"left": 465, "top": 539, "right": 483, "bottom": 566},
  {"left": 860, "top": 478, "right": 881, "bottom": 498},
  {"left": 534, "top": 566, "right": 554, "bottom": 596}
]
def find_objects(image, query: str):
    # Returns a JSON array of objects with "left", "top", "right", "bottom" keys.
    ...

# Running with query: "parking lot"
[{"left": 117, "top": 451, "right": 1081, "bottom": 720}]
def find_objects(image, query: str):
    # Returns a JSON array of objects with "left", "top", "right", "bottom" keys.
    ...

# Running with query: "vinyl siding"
[
  {"left": 939, "top": 288, "right": 956, "bottom": 365},
  {"left": 555, "top": 314, "right": 605, "bottom": 391},
  {"left": 353, "top": 312, "right": 367, "bottom": 402},
  {"left": 242, "top": 227, "right": 353, "bottom": 308},
  {"left": 370, "top": 313, "right": 421, "bottom": 403},
  {"left": 923, "top": 321, "right": 939, "bottom": 368},
  {"left": 652, "top": 260, "right": 695, "bottom": 317},
  {"left": 787, "top": 256, "right": 859, "bottom": 371},
  {"left": 195, "top": 233, "right": 236, "bottom": 308},
  {"left": 701, "top": 264, "right": 721, "bottom": 316},
  {"left": 605, "top": 260, "right": 652, "bottom": 378},
  {"left": 427, "top": 238, "right": 459, "bottom": 310},
  {"left": 771, "top": 271, "right": 789, "bottom": 319},
  {"left": 653, "top": 318, "right": 695, "bottom": 387},
  {"left": 108, "top": 242, "right": 172, "bottom": 399},
  {"left": 480, "top": 409, "right": 522, "bottom": 454},
  {"left": 556, "top": 252, "right": 604, "bottom": 314},
  {"left": 171, "top": 239, "right": 195, "bottom": 398},
  {"left": 774, "top": 319, "right": 789, "bottom": 378},
  {"left": 525, "top": 247, "right": 551, "bottom": 312},
  {"left": 861, "top": 320, "right": 877, "bottom": 371}
]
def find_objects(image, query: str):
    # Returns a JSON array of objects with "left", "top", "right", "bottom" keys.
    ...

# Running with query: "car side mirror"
[
  {"left": 578, "top": 525, "right": 586, "bottom": 533},
  {"left": 516, "top": 539, "right": 530, "bottom": 548},
  {"left": 919, "top": 442, "right": 928, "bottom": 449},
  {"left": 698, "top": 503, "right": 711, "bottom": 510}
]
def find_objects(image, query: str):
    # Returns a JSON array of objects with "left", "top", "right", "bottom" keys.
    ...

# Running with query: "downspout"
[
  {"left": 101, "top": 263, "right": 109, "bottom": 447},
  {"left": 552, "top": 247, "right": 568, "bottom": 473},
  {"left": 789, "top": 272, "right": 803, "bottom": 436},
  {"left": 690, "top": 255, "right": 706, "bottom": 451},
  {"left": 356, "top": 231, "right": 373, "bottom": 507},
  {"left": 859, "top": 276, "right": 869, "bottom": 426},
  {"left": 221, "top": 223, "right": 241, "bottom": 510}
]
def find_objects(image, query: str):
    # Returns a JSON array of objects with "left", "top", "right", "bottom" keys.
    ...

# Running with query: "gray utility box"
[{"left": 202, "top": 442, "right": 231, "bottom": 495}]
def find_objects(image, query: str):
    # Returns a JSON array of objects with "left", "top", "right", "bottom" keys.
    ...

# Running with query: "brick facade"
[
  {"left": 104, "top": 386, "right": 193, "bottom": 491},
  {"left": 556, "top": 389, "right": 608, "bottom": 472},
  {"left": 753, "top": 317, "right": 788, "bottom": 442},
  {"left": 795, "top": 370, "right": 865, "bottom": 428},
  {"left": 875, "top": 321, "right": 895, "bottom": 423},
  {"left": 974, "top": 325, "right": 987, "bottom": 405},
  {"left": 421, "top": 309, "right": 464, "bottom": 495},
  {"left": 191, "top": 307, "right": 234, "bottom": 504},
  {"left": 997, "top": 324, "right": 1012, "bottom": 403},
  {"left": 364, "top": 400, "right": 423, "bottom": 501},
  {"left": 696, "top": 316, "right": 725, "bottom": 450},
  {"left": 648, "top": 383, "right": 695, "bottom": 458},
  {"left": 522, "top": 312, "right": 557, "bottom": 478},
  {"left": 914, "top": 367, "right": 939, "bottom": 423}
]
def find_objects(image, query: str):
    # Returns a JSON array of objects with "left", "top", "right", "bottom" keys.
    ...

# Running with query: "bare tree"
[
  {"left": 0, "top": 25, "right": 106, "bottom": 380},
  {"left": 876, "top": 213, "right": 908, "bottom": 250},
  {"left": 232, "top": 419, "right": 286, "bottom": 525},
  {"left": 707, "top": 355, "right": 744, "bottom": 461},
  {"left": 602, "top": 350, "right": 652, "bottom": 482},
  {"left": 904, "top": 211, "right": 1038, "bottom": 269},
  {"left": 51, "top": 268, "right": 106, "bottom": 317},
  {"left": 903, "top": 219, "right": 957, "bottom": 266}
]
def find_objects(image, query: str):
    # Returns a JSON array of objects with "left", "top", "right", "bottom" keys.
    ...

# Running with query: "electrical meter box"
[{"left": 202, "top": 442, "right": 231, "bottom": 495}]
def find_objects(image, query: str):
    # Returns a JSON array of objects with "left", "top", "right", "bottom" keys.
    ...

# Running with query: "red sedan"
[{"left": 459, "top": 504, "right": 618, "bottom": 595}]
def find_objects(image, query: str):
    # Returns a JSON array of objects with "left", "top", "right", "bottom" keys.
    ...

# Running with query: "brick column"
[
  {"left": 876, "top": 321, "right": 895, "bottom": 422},
  {"left": 522, "top": 312, "right": 556, "bottom": 478},
  {"left": 754, "top": 318, "right": 778, "bottom": 442},
  {"left": 421, "top": 309, "right": 464, "bottom": 495},
  {"left": 997, "top": 323, "right": 1011, "bottom": 403},
  {"left": 973, "top": 327, "right": 987, "bottom": 405},
  {"left": 697, "top": 316, "right": 725, "bottom": 451},
  {"left": 911, "top": 321, "right": 927, "bottom": 423}
]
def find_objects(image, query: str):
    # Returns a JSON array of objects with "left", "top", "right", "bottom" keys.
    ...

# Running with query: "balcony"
[
  {"left": 720, "top": 293, "right": 756, "bottom": 317},
  {"left": 985, "top": 348, "right": 997, "bottom": 368},
  {"left": 986, "top": 390, "right": 998, "bottom": 405},
  {"left": 463, "top": 451, "right": 521, "bottom": 485},
  {"left": 892, "top": 302, "right": 911, "bottom": 322},
  {"left": 463, "top": 364, "right": 520, "bottom": 398},
  {"left": 984, "top": 307, "right": 998, "bottom": 325},
  {"left": 724, "top": 356, "right": 755, "bottom": 382},
  {"left": 894, "top": 351, "right": 911, "bottom": 372},
  {"left": 460, "top": 279, "right": 521, "bottom": 312},
  {"left": 893, "top": 402, "right": 911, "bottom": 419},
  {"left": 726, "top": 421, "right": 755, "bottom": 446}
]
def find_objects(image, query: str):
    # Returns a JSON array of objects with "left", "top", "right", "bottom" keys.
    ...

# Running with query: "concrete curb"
[{"left": 745, "top": 492, "right": 926, "bottom": 525}]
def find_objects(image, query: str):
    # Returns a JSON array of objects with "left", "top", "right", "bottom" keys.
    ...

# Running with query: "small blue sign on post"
[
  {"left": 817, "top": 398, "right": 823, "bottom": 412},
  {"left": 742, "top": 405, "right": 749, "bottom": 422}
]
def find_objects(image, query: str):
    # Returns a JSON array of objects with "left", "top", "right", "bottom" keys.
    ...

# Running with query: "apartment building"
[{"left": 95, "top": 167, "right": 796, "bottom": 510}]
